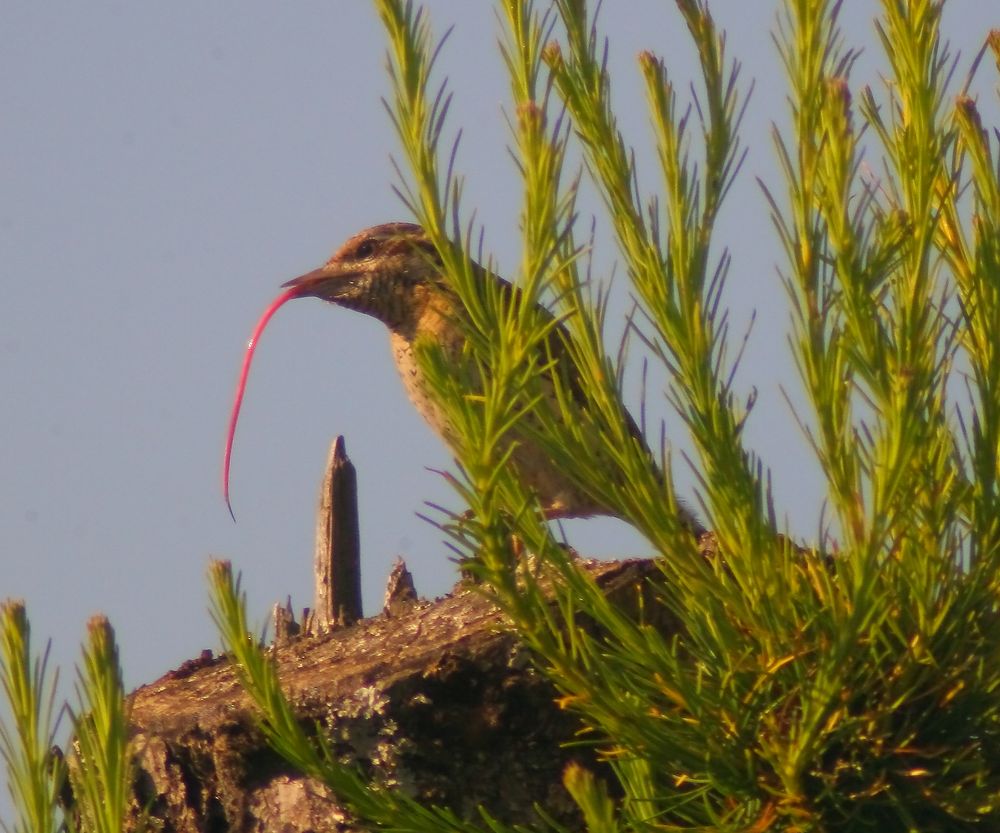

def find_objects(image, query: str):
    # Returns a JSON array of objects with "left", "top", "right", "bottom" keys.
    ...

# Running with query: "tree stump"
[{"left": 125, "top": 557, "right": 663, "bottom": 832}]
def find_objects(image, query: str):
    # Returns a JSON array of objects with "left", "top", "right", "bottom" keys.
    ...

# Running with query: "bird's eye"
[{"left": 354, "top": 239, "right": 376, "bottom": 259}]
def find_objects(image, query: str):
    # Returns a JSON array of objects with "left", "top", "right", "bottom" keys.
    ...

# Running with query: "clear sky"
[{"left": 1, "top": 0, "right": 995, "bottom": 812}]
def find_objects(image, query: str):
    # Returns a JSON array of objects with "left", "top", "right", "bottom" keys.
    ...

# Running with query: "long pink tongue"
[{"left": 223, "top": 287, "right": 301, "bottom": 521}]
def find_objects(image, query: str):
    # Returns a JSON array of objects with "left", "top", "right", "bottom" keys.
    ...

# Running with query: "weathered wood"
[
  {"left": 126, "top": 557, "right": 667, "bottom": 833},
  {"left": 382, "top": 556, "right": 417, "bottom": 616},
  {"left": 313, "top": 436, "right": 362, "bottom": 631},
  {"left": 272, "top": 597, "right": 300, "bottom": 644}
]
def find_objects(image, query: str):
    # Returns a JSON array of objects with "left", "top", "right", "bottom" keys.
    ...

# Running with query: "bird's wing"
[{"left": 489, "top": 272, "right": 649, "bottom": 450}]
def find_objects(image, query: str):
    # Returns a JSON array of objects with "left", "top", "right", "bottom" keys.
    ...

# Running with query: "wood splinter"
[
  {"left": 272, "top": 597, "right": 300, "bottom": 644},
  {"left": 312, "top": 435, "right": 362, "bottom": 632},
  {"left": 382, "top": 557, "right": 418, "bottom": 616}
]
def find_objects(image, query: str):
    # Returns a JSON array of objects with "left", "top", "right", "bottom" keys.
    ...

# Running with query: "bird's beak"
[
  {"left": 281, "top": 268, "right": 329, "bottom": 295},
  {"left": 281, "top": 265, "right": 358, "bottom": 301}
]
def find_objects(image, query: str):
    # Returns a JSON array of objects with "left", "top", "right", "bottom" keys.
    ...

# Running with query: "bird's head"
[{"left": 281, "top": 222, "right": 443, "bottom": 328}]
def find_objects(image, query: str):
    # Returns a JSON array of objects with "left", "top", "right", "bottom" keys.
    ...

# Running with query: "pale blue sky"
[{"left": 1, "top": 1, "right": 995, "bottom": 812}]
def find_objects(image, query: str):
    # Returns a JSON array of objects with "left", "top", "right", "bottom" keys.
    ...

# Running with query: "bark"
[{"left": 123, "top": 557, "right": 666, "bottom": 833}]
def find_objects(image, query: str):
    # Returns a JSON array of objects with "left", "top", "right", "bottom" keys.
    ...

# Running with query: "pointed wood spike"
[{"left": 313, "top": 435, "right": 362, "bottom": 632}]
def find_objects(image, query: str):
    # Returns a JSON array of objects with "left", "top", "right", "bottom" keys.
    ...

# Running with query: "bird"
[{"left": 224, "top": 222, "right": 702, "bottom": 534}]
